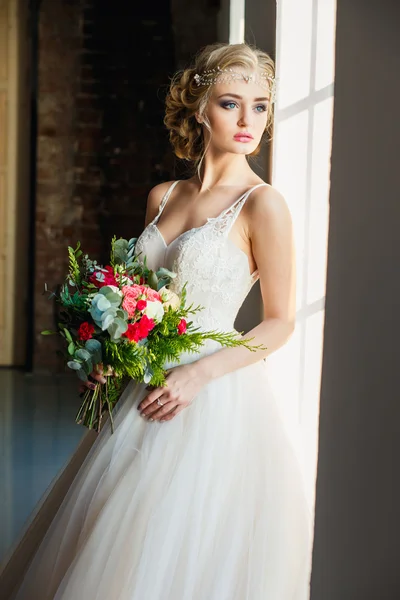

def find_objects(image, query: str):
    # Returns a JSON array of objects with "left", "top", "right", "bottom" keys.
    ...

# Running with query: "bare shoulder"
[
  {"left": 145, "top": 180, "right": 176, "bottom": 226},
  {"left": 245, "top": 183, "right": 293, "bottom": 235}
]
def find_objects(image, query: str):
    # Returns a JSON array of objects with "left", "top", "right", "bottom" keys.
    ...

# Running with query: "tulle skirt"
[{"left": 12, "top": 351, "right": 313, "bottom": 600}]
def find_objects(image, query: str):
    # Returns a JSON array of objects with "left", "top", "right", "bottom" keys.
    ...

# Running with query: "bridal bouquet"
[{"left": 42, "top": 236, "right": 261, "bottom": 433}]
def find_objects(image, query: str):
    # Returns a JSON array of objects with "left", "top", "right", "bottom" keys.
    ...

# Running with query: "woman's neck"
[{"left": 195, "top": 152, "right": 256, "bottom": 193}]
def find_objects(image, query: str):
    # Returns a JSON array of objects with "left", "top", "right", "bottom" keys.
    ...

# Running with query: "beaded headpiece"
[{"left": 194, "top": 66, "right": 276, "bottom": 103}]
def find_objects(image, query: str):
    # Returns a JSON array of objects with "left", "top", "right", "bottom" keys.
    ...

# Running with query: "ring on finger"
[{"left": 156, "top": 398, "right": 164, "bottom": 406}]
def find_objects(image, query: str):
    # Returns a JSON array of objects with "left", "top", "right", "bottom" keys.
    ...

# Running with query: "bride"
[{"left": 11, "top": 42, "right": 313, "bottom": 599}]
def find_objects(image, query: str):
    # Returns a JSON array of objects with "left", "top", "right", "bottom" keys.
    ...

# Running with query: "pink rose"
[
  {"left": 121, "top": 284, "right": 143, "bottom": 318},
  {"left": 121, "top": 285, "right": 162, "bottom": 319},
  {"left": 144, "top": 287, "right": 162, "bottom": 302}
]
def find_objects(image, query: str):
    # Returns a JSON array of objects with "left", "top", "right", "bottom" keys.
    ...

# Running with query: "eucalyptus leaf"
[
  {"left": 85, "top": 338, "right": 102, "bottom": 353},
  {"left": 148, "top": 271, "right": 159, "bottom": 290},
  {"left": 156, "top": 267, "right": 177, "bottom": 279},
  {"left": 157, "top": 278, "right": 170, "bottom": 291},
  {"left": 102, "top": 290, "right": 122, "bottom": 305},
  {"left": 85, "top": 339, "right": 102, "bottom": 364},
  {"left": 107, "top": 317, "right": 128, "bottom": 340},
  {"left": 82, "top": 358, "right": 93, "bottom": 375},
  {"left": 76, "top": 368, "right": 88, "bottom": 382},
  {"left": 102, "top": 312, "right": 115, "bottom": 331},
  {"left": 94, "top": 295, "right": 111, "bottom": 311},
  {"left": 115, "top": 308, "right": 127, "bottom": 320},
  {"left": 67, "top": 360, "right": 82, "bottom": 370},
  {"left": 143, "top": 367, "right": 154, "bottom": 384},
  {"left": 75, "top": 349, "right": 92, "bottom": 362},
  {"left": 113, "top": 239, "right": 129, "bottom": 263}
]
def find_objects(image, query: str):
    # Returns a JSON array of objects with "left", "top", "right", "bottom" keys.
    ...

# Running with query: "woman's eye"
[
  {"left": 221, "top": 101, "right": 237, "bottom": 110},
  {"left": 254, "top": 104, "right": 267, "bottom": 113}
]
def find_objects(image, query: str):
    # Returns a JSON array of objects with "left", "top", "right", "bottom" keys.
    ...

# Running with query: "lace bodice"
[{"left": 135, "top": 180, "right": 268, "bottom": 332}]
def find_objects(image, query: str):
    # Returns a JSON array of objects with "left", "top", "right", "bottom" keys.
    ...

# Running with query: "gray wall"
[{"left": 311, "top": 1, "right": 400, "bottom": 598}]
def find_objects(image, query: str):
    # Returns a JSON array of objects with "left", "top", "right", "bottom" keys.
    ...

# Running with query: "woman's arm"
[{"left": 195, "top": 185, "right": 296, "bottom": 382}]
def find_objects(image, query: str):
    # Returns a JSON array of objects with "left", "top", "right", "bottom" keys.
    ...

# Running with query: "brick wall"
[
  {"left": 34, "top": 0, "right": 83, "bottom": 372},
  {"left": 34, "top": 0, "right": 219, "bottom": 370}
]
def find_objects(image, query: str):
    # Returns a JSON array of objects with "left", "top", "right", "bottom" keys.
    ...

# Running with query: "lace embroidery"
[
  {"left": 134, "top": 181, "right": 266, "bottom": 331},
  {"left": 134, "top": 224, "right": 156, "bottom": 262}
]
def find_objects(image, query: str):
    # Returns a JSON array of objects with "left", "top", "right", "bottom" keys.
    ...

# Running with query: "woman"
[{"left": 13, "top": 42, "right": 312, "bottom": 599}]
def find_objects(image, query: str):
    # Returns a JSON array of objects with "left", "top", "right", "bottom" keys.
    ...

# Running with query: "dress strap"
[
  {"left": 215, "top": 183, "right": 269, "bottom": 236},
  {"left": 155, "top": 180, "right": 181, "bottom": 221}
]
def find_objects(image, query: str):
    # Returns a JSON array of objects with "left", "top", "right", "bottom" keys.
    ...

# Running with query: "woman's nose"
[{"left": 238, "top": 109, "right": 252, "bottom": 127}]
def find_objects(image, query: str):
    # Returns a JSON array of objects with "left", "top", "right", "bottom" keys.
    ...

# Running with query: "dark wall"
[
  {"left": 76, "top": 0, "right": 176, "bottom": 251},
  {"left": 34, "top": 0, "right": 83, "bottom": 371},
  {"left": 34, "top": 0, "right": 220, "bottom": 370},
  {"left": 311, "top": 1, "right": 400, "bottom": 598}
]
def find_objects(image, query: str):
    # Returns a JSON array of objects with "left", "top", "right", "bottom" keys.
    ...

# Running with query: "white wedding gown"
[{"left": 13, "top": 181, "right": 313, "bottom": 599}]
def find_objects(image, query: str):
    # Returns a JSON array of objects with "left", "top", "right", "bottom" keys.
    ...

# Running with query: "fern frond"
[{"left": 67, "top": 243, "right": 82, "bottom": 285}]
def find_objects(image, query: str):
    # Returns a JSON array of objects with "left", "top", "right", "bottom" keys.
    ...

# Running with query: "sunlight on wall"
[
  {"left": 268, "top": 0, "right": 337, "bottom": 510},
  {"left": 229, "top": 0, "right": 245, "bottom": 43}
]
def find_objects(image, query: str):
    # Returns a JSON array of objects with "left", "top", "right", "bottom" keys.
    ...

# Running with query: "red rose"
[
  {"left": 89, "top": 265, "right": 118, "bottom": 288},
  {"left": 77, "top": 322, "right": 95, "bottom": 341},
  {"left": 136, "top": 299, "right": 147, "bottom": 312},
  {"left": 123, "top": 315, "right": 155, "bottom": 343},
  {"left": 123, "top": 323, "right": 140, "bottom": 342},
  {"left": 177, "top": 318, "right": 187, "bottom": 335},
  {"left": 138, "top": 315, "right": 155, "bottom": 338}
]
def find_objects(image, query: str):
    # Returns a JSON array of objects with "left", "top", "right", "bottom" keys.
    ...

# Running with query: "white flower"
[
  {"left": 144, "top": 300, "right": 165, "bottom": 323},
  {"left": 158, "top": 286, "right": 181, "bottom": 310}
]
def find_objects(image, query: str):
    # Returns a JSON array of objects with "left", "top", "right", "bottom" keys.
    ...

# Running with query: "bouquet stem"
[{"left": 76, "top": 376, "right": 129, "bottom": 433}]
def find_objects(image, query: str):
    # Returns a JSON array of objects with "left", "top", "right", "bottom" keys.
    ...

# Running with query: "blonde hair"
[{"left": 163, "top": 42, "right": 275, "bottom": 172}]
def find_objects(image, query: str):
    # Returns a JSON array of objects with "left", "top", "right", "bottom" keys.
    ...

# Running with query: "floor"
[{"left": 0, "top": 369, "right": 86, "bottom": 564}]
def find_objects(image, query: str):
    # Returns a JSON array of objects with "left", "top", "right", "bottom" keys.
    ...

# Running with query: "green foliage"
[
  {"left": 111, "top": 236, "right": 139, "bottom": 273},
  {"left": 67, "top": 242, "right": 83, "bottom": 286},
  {"left": 103, "top": 338, "right": 147, "bottom": 380},
  {"left": 59, "top": 283, "right": 90, "bottom": 315}
]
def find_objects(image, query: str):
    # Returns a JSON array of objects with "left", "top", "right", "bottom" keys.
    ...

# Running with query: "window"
[{"left": 268, "top": 0, "right": 337, "bottom": 509}]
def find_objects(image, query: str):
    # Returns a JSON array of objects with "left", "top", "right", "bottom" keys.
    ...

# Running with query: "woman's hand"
[
  {"left": 78, "top": 363, "right": 113, "bottom": 393},
  {"left": 137, "top": 363, "right": 208, "bottom": 422}
]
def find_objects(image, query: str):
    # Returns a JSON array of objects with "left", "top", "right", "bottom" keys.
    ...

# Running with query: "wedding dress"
[{"left": 12, "top": 180, "right": 313, "bottom": 599}]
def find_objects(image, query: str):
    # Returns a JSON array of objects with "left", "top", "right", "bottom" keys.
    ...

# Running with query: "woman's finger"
[
  {"left": 90, "top": 371, "right": 107, "bottom": 384},
  {"left": 139, "top": 395, "right": 168, "bottom": 417},
  {"left": 159, "top": 405, "right": 184, "bottom": 421},
  {"left": 142, "top": 401, "right": 176, "bottom": 421}
]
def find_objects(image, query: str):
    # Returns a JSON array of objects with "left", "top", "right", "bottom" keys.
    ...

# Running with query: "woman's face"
[{"left": 201, "top": 72, "right": 271, "bottom": 156}]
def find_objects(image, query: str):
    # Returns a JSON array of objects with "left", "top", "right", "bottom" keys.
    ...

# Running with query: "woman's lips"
[{"left": 233, "top": 133, "right": 254, "bottom": 142}]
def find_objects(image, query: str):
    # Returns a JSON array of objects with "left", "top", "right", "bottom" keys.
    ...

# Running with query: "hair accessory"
[{"left": 193, "top": 66, "right": 276, "bottom": 102}]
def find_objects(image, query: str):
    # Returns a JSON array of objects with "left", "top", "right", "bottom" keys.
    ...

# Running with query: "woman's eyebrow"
[{"left": 217, "top": 93, "right": 270, "bottom": 102}]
